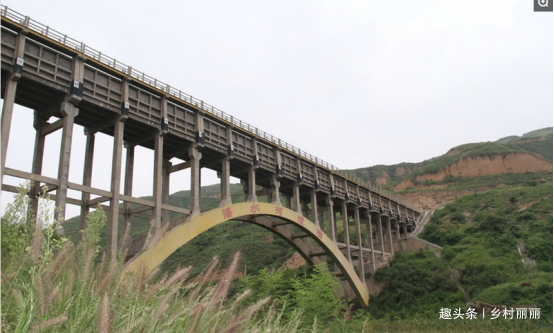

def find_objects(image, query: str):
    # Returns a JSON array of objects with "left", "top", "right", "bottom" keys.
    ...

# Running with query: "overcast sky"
[{"left": 1, "top": 0, "right": 552, "bottom": 218}]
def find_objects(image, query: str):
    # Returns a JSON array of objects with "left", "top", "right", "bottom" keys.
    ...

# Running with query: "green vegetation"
[
  {"left": 0, "top": 187, "right": 318, "bottom": 332},
  {"left": 418, "top": 181, "right": 553, "bottom": 316},
  {"left": 233, "top": 264, "right": 345, "bottom": 328},
  {"left": 369, "top": 250, "right": 467, "bottom": 320}
]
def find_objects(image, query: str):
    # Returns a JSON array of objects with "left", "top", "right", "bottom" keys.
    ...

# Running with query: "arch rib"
[{"left": 124, "top": 202, "right": 370, "bottom": 307}]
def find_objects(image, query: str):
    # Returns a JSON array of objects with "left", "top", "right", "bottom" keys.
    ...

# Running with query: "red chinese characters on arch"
[
  {"left": 297, "top": 216, "right": 305, "bottom": 226},
  {"left": 316, "top": 229, "right": 323, "bottom": 239},
  {"left": 275, "top": 206, "right": 283, "bottom": 216},
  {"left": 250, "top": 203, "right": 260, "bottom": 214},
  {"left": 222, "top": 207, "right": 233, "bottom": 219}
]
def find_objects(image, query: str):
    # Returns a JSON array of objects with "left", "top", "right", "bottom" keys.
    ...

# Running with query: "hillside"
[
  {"left": 362, "top": 128, "right": 553, "bottom": 320},
  {"left": 349, "top": 128, "right": 553, "bottom": 210}
]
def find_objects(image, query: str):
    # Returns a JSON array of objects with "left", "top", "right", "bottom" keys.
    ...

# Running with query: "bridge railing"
[{"left": 1, "top": 5, "right": 418, "bottom": 212}]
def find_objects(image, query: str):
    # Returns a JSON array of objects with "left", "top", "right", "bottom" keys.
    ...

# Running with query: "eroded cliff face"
[
  {"left": 389, "top": 153, "right": 553, "bottom": 210},
  {"left": 415, "top": 153, "right": 552, "bottom": 182}
]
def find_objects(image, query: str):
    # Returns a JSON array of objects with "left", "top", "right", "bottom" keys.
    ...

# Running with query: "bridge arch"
[{"left": 124, "top": 202, "right": 370, "bottom": 307}]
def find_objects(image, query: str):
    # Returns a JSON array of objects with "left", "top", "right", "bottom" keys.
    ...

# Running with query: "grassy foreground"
[{"left": 0, "top": 189, "right": 314, "bottom": 333}]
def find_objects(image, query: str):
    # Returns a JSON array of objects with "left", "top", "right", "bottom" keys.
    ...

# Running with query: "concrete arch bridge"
[{"left": 0, "top": 7, "right": 422, "bottom": 306}]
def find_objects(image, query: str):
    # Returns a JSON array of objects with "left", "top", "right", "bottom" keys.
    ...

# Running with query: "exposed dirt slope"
[{"left": 414, "top": 153, "right": 552, "bottom": 182}]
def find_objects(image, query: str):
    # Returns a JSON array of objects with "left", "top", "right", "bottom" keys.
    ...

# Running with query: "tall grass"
[{"left": 1, "top": 188, "right": 317, "bottom": 333}]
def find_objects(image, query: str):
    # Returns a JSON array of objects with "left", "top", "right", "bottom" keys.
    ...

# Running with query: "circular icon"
[{"left": 538, "top": 0, "right": 548, "bottom": 7}]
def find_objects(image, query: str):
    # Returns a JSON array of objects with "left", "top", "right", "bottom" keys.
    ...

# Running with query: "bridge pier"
[
  {"left": 373, "top": 212, "right": 386, "bottom": 261},
  {"left": 29, "top": 112, "right": 47, "bottom": 228},
  {"left": 188, "top": 146, "right": 202, "bottom": 217},
  {"left": 79, "top": 131, "right": 95, "bottom": 234},
  {"left": 364, "top": 213, "right": 376, "bottom": 273},
  {"left": 120, "top": 144, "right": 135, "bottom": 252},
  {"left": 0, "top": 29, "right": 26, "bottom": 184},
  {"left": 353, "top": 207, "right": 365, "bottom": 282},
  {"left": 55, "top": 101, "right": 79, "bottom": 225},
  {"left": 107, "top": 117, "right": 125, "bottom": 260},
  {"left": 152, "top": 130, "right": 165, "bottom": 231},
  {"left": 269, "top": 174, "right": 281, "bottom": 206},
  {"left": 341, "top": 201, "right": 352, "bottom": 263}
]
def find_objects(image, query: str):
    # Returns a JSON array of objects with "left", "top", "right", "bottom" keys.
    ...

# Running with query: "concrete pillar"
[
  {"left": 219, "top": 157, "right": 232, "bottom": 207},
  {"left": 365, "top": 213, "right": 376, "bottom": 273},
  {"left": 79, "top": 132, "right": 95, "bottom": 234},
  {"left": 318, "top": 208, "right": 325, "bottom": 232},
  {"left": 327, "top": 195, "right": 336, "bottom": 241},
  {"left": 269, "top": 174, "right": 281, "bottom": 206},
  {"left": 282, "top": 195, "right": 290, "bottom": 209},
  {"left": 292, "top": 183, "right": 301, "bottom": 213},
  {"left": 120, "top": 144, "right": 135, "bottom": 252},
  {"left": 246, "top": 165, "right": 257, "bottom": 202},
  {"left": 29, "top": 113, "right": 47, "bottom": 229},
  {"left": 341, "top": 202, "right": 352, "bottom": 263},
  {"left": 1, "top": 77, "right": 18, "bottom": 183},
  {"left": 385, "top": 216, "right": 394, "bottom": 255},
  {"left": 403, "top": 223, "right": 408, "bottom": 239},
  {"left": 394, "top": 220, "right": 401, "bottom": 251},
  {"left": 107, "top": 118, "right": 124, "bottom": 261},
  {"left": 1, "top": 30, "right": 27, "bottom": 183},
  {"left": 54, "top": 102, "right": 79, "bottom": 223},
  {"left": 152, "top": 132, "right": 164, "bottom": 231},
  {"left": 310, "top": 190, "right": 319, "bottom": 227},
  {"left": 354, "top": 207, "right": 365, "bottom": 282},
  {"left": 162, "top": 159, "right": 172, "bottom": 223},
  {"left": 188, "top": 147, "right": 202, "bottom": 217},
  {"left": 375, "top": 213, "right": 386, "bottom": 261}
]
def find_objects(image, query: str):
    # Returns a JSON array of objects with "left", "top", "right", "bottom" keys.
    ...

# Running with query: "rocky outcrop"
[{"left": 416, "top": 153, "right": 552, "bottom": 182}]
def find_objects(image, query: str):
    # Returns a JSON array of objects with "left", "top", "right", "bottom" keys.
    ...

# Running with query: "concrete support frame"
[
  {"left": 162, "top": 159, "right": 172, "bottom": 223},
  {"left": 341, "top": 202, "right": 352, "bottom": 263},
  {"left": 120, "top": 144, "right": 135, "bottom": 252},
  {"left": 374, "top": 213, "right": 386, "bottom": 261},
  {"left": 310, "top": 190, "right": 319, "bottom": 227},
  {"left": 365, "top": 213, "right": 376, "bottom": 273},
  {"left": 152, "top": 132, "right": 164, "bottom": 231},
  {"left": 292, "top": 183, "right": 301, "bottom": 213},
  {"left": 395, "top": 219, "right": 401, "bottom": 241},
  {"left": 188, "top": 147, "right": 202, "bottom": 217},
  {"left": 29, "top": 112, "right": 47, "bottom": 230},
  {"left": 353, "top": 207, "right": 365, "bottom": 281},
  {"left": 54, "top": 101, "right": 79, "bottom": 223},
  {"left": 107, "top": 118, "right": 124, "bottom": 261},
  {"left": 219, "top": 157, "right": 232, "bottom": 207},
  {"left": 269, "top": 174, "right": 281, "bottom": 206},
  {"left": 246, "top": 165, "right": 257, "bottom": 202},
  {"left": 1, "top": 30, "right": 27, "bottom": 183},
  {"left": 327, "top": 196, "right": 336, "bottom": 241},
  {"left": 385, "top": 216, "right": 394, "bottom": 255},
  {"left": 79, "top": 132, "right": 95, "bottom": 234}
]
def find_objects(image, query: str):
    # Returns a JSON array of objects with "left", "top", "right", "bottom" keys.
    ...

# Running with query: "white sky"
[{"left": 1, "top": 0, "right": 553, "bottom": 219}]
